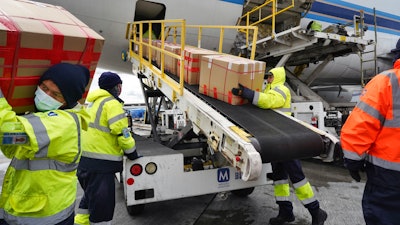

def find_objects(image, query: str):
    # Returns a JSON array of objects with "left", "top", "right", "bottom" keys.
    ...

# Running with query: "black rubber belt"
[{"left": 184, "top": 83, "right": 324, "bottom": 163}]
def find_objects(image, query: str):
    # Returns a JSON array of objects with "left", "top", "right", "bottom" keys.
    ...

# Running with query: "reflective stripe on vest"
[
  {"left": 273, "top": 87, "right": 291, "bottom": 114},
  {"left": 367, "top": 154, "right": 400, "bottom": 171},
  {"left": 273, "top": 86, "right": 287, "bottom": 100},
  {"left": 358, "top": 70, "right": 400, "bottom": 127},
  {"left": 10, "top": 112, "right": 81, "bottom": 172},
  {"left": 10, "top": 158, "right": 78, "bottom": 172},
  {"left": 0, "top": 202, "right": 74, "bottom": 225},
  {"left": 81, "top": 151, "right": 123, "bottom": 161},
  {"left": 84, "top": 97, "right": 126, "bottom": 161},
  {"left": 343, "top": 150, "right": 366, "bottom": 161},
  {"left": 109, "top": 113, "right": 127, "bottom": 126},
  {"left": 355, "top": 70, "right": 400, "bottom": 170},
  {"left": 88, "top": 97, "right": 126, "bottom": 132}
]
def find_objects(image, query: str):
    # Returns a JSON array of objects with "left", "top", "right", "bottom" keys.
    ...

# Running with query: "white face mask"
[{"left": 34, "top": 87, "right": 63, "bottom": 111}]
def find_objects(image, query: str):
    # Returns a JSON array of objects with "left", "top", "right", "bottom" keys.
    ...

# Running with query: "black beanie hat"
[
  {"left": 391, "top": 38, "right": 400, "bottom": 65},
  {"left": 98, "top": 72, "right": 122, "bottom": 90},
  {"left": 39, "top": 63, "right": 90, "bottom": 109}
]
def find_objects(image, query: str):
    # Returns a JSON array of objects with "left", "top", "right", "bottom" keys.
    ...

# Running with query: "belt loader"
[{"left": 119, "top": 19, "right": 342, "bottom": 215}]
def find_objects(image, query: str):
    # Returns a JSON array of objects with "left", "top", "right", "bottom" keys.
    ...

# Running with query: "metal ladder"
[
  {"left": 359, "top": 8, "right": 378, "bottom": 87},
  {"left": 234, "top": 0, "right": 372, "bottom": 70}
]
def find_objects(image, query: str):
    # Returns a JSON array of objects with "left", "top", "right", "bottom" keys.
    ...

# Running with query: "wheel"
[
  {"left": 231, "top": 187, "right": 255, "bottom": 197},
  {"left": 126, "top": 204, "right": 145, "bottom": 216}
]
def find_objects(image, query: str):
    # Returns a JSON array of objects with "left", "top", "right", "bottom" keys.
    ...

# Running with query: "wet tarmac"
[
  {"left": 99, "top": 159, "right": 366, "bottom": 225},
  {"left": 0, "top": 154, "right": 366, "bottom": 225}
]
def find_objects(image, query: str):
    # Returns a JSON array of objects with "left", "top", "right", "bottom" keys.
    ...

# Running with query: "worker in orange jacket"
[{"left": 340, "top": 39, "right": 400, "bottom": 225}]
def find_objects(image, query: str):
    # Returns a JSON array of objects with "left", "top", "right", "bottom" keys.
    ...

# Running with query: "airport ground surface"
[{"left": 0, "top": 155, "right": 366, "bottom": 225}]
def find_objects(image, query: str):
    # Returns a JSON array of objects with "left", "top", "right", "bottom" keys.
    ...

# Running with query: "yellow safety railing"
[
  {"left": 237, "top": 0, "right": 294, "bottom": 39},
  {"left": 125, "top": 19, "right": 258, "bottom": 99},
  {"left": 126, "top": 19, "right": 186, "bottom": 98}
]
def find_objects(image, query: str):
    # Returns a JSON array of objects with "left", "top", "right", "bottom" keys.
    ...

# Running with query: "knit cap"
[
  {"left": 98, "top": 72, "right": 122, "bottom": 90},
  {"left": 39, "top": 63, "right": 90, "bottom": 109}
]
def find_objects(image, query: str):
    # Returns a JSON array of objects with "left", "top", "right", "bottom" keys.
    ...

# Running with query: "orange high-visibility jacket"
[{"left": 341, "top": 59, "right": 400, "bottom": 171}]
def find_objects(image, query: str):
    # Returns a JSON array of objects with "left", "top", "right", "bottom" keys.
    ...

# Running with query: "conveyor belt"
[{"left": 184, "top": 83, "right": 324, "bottom": 163}]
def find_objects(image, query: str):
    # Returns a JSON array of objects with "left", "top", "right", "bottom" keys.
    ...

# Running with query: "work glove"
[
  {"left": 343, "top": 158, "right": 365, "bottom": 182},
  {"left": 126, "top": 150, "right": 142, "bottom": 160},
  {"left": 231, "top": 84, "right": 255, "bottom": 102},
  {"left": 267, "top": 172, "right": 276, "bottom": 181},
  {"left": 349, "top": 170, "right": 361, "bottom": 182}
]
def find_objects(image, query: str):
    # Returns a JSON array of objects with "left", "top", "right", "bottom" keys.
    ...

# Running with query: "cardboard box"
[
  {"left": 178, "top": 46, "right": 221, "bottom": 85},
  {"left": 151, "top": 41, "right": 181, "bottom": 75},
  {"left": 151, "top": 39, "right": 161, "bottom": 63},
  {"left": 199, "top": 55, "right": 265, "bottom": 105},
  {"left": 134, "top": 39, "right": 160, "bottom": 63},
  {"left": 0, "top": 0, "right": 104, "bottom": 114},
  {"left": 164, "top": 42, "right": 181, "bottom": 75},
  {"left": 142, "top": 38, "right": 150, "bottom": 59}
]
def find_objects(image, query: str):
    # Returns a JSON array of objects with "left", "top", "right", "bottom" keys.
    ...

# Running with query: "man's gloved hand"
[
  {"left": 231, "top": 84, "right": 243, "bottom": 96},
  {"left": 267, "top": 172, "right": 275, "bottom": 181},
  {"left": 231, "top": 84, "right": 255, "bottom": 101},
  {"left": 126, "top": 150, "right": 142, "bottom": 160},
  {"left": 348, "top": 170, "right": 361, "bottom": 182},
  {"left": 344, "top": 158, "right": 365, "bottom": 182}
]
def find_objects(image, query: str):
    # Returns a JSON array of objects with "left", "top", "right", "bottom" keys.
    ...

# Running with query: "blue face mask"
[{"left": 34, "top": 87, "right": 63, "bottom": 111}]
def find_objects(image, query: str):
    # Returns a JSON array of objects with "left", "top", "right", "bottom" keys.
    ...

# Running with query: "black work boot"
[
  {"left": 311, "top": 208, "right": 328, "bottom": 225},
  {"left": 269, "top": 214, "right": 295, "bottom": 225}
]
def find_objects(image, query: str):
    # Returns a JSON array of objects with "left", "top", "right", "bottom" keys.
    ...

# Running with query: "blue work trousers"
[
  {"left": 363, "top": 162, "right": 400, "bottom": 225},
  {"left": 77, "top": 169, "right": 116, "bottom": 223}
]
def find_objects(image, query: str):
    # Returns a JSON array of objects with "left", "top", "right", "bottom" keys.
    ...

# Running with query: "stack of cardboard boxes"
[
  {"left": 178, "top": 46, "right": 221, "bottom": 85},
  {"left": 163, "top": 42, "right": 181, "bottom": 75},
  {"left": 0, "top": 0, "right": 104, "bottom": 114},
  {"left": 198, "top": 54, "right": 266, "bottom": 105},
  {"left": 139, "top": 40, "right": 266, "bottom": 106}
]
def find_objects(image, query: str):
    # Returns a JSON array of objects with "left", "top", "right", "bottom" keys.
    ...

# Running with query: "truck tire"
[
  {"left": 231, "top": 187, "right": 255, "bottom": 197},
  {"left": 126, "top": 204, "right": 145, "bottom": 216}
]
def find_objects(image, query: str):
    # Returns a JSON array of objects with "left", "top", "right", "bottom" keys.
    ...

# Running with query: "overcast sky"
[{"left": 89, "top": 68, "right": 145, "bottom": 104}]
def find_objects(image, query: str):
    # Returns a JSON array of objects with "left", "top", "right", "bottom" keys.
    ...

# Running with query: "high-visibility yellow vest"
[
  {"left": 253, "top": 67, "right": 292, "bottom": 115},
  {"left": 0, "top": 100, "right": 90, "bottom": 224},
  {"left": 82, "top": 89, "right": 135, "bottom": 162}
]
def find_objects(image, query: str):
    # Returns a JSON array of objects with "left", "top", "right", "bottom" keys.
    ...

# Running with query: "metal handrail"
[
  {"left": 126, "top": 20, "right": 259, "bottom": 98},
  {"left": 237, "top": 0, "right": 294, "bottom": 39},
  {"left": 126, "top": 19, "right": 186, "bottom": 97}
]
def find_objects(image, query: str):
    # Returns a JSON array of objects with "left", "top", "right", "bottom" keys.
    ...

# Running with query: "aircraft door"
[{"left": 134, "top": 0, "right": 166, "bottom": 39}]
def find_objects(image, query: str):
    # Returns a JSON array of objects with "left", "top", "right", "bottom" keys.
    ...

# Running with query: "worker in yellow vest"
[
  {"left": 232, "top": 67, "right": 327, "bottom": 225},
  {"left": 75, "top": 72, "right": 140, "bottom": 225},
  {"left": 0, "top": 63, "right": 90, "bottom": 225}
]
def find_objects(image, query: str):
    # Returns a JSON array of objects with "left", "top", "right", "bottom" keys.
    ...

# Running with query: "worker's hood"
[{"left": 269, "top": 67, "right": 286, "bottom": 88}]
